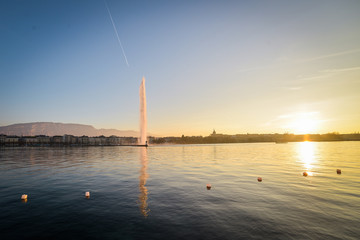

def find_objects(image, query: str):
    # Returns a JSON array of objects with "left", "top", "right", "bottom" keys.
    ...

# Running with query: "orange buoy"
[
  {"left": 21, "top": 194, "right": 28, "bottom": 200},
  {"left": 206, "top": 184, "right": 211, "bottom": 190},
  {"left": 257, "top": 177, "right": 262, "bottom": 182},
  {"left": 303, "top": 172, "right": 308, "bottom": 177},
  {"left": 85, "top": 192, "right": 90, "bottom": 198},
  {"left": 336, "top": 169, "right": 341, "bottom": 174}
]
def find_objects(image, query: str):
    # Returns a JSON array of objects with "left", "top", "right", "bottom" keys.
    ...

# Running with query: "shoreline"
[{"left": 1, "top": 139, "right": 360, "bottom": 148}]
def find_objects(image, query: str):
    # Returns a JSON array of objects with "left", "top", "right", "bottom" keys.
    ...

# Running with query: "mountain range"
[{"left": 0, "top": 122, "right": 140, "bottom": 137}]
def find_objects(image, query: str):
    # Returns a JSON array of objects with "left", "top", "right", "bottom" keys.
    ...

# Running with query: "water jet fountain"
[{"left": 139, "top": 77, "right": 148, "bottom": 147}]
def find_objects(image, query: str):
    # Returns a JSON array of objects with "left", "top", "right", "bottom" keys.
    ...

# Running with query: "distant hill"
[{"left": 0, "top": 122, "right": 139, "bottom": 137}]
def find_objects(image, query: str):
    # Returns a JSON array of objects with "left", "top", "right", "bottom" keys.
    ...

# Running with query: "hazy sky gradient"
[{"left": 1, "top": 0, "right": 360, "bottom": 136}]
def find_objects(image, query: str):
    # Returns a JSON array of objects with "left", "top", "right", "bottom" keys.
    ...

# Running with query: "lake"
[{"left": 0, "top": 142, "right": 359, "bottom": 239}]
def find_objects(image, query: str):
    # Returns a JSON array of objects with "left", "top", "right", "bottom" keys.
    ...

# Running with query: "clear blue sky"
[{"left": 1, "top": 0, "right": 360, "bottom": 136}]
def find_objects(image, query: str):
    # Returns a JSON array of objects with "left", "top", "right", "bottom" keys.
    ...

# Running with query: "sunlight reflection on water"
[
  {"left": 138, "top": 147, "right": 150, "bottom": 217},
  {"left": 298, "top": 141, "right": 317, "bottom": 175}
]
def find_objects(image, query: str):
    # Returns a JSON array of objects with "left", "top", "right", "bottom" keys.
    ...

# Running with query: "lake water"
[{"left": 0, "top": 142, "right": 359, "bottom": 240}]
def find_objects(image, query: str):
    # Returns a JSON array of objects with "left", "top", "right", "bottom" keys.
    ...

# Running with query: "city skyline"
[{"left": 1, "top": 0, "right": 360, "bottom": 136}]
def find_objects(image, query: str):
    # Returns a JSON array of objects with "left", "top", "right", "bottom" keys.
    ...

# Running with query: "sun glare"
[
  {"left": 292, "top": 118, "right": 317, "bottom": 134},
  {"left": 286, "top": 112, "right": 320, "bottom": 134}
]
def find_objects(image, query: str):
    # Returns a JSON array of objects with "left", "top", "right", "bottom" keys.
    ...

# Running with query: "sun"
[
  {"left": 292, "top": 118, "right": 317, "bottom": 134},
  {"left": 286, "top": 112, "right": 320, "bottom": 134}
]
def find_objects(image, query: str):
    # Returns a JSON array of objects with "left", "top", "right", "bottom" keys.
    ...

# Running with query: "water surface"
[{"left": 0, "top": 142, "right": 359, "bottom": 239}]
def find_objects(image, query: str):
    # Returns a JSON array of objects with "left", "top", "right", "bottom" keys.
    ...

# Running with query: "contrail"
[{"left": 104, "top": 0, "right": 129, "bottom": 67}]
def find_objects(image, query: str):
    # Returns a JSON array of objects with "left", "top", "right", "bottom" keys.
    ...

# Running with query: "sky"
[{"left": 1, "top": 0, "right": 360, "bottom": 136}]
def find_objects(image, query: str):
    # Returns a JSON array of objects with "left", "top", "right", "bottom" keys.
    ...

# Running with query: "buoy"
[
  {"left": 337, "top": 169, "right": 341, "bottom": 174},
  {"left": 85, "top": 192, "right": 90, "bottom": 198},
  {"left": 206, "top": 184, "right": 211, "bottom": 190},
  {"left": 303, "top": 172, "right": 308, "bottom": 177},
  {"left": 21, "top": 194, "right": 28, "bottom": 201},
  {"left": 257, "top": 177, "right": 262, "bottom": 182}
]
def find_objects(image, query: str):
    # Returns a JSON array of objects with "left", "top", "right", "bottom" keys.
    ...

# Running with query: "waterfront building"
[{"left": 0, "top": 134, "right": 6, "bottom": 145}]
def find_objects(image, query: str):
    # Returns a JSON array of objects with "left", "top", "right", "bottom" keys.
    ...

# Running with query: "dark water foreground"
[{"left": 0, "top": 142, "right": 359, "bottom": 240}]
